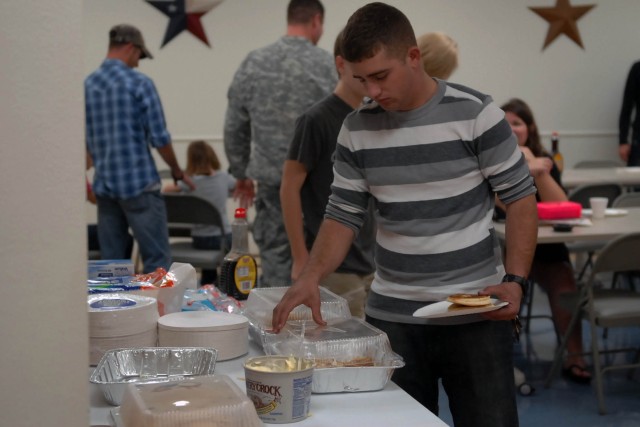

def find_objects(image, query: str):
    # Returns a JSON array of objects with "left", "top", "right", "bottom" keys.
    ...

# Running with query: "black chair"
[
  {"left": 613, "top": 191, "right": 640, "bottom": 208},
  {"left": 567, "top": 184, "right": 623, "bottom": 209},
  {"left": 163, "top": 193, "right": 227, "bottom": 272}
]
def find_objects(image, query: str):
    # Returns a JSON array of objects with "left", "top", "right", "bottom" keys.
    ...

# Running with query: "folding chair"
[
  {"left": 545, "top": 232, "right": 640, "bottom": 414},
  {"left": 567, "top": 184, "right": 623, "bottom": 280},
  {"left": 163, "top": 193, "right": 228, "bottom": 274},
  {"left": 612, "top": 191, "right": 640, "bottom": 209}
]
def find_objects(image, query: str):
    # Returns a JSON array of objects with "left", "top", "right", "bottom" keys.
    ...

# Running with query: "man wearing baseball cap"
[
  {"left": 85, "top": 24, "right": 194, "bottom": 273},
  {"left": 109, "top": 24, "right": 154, "bottom": 61}
]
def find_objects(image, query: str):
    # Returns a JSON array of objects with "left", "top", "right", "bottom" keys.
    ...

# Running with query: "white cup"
[{"left": 589, "top": 197, "right": 608, "bottom": 219}]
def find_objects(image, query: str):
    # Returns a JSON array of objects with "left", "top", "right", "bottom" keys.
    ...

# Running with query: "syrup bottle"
[
  {"left": 219, "top": 208, "right": 257, "bottom": 300},
  {"left": 550, "top": 131, "right": 564, "bottom": 173}
]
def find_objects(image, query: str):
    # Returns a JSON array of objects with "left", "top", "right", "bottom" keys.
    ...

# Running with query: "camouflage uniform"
[{"left": 224, "top": 36, "right": 337, "bottom": 286}]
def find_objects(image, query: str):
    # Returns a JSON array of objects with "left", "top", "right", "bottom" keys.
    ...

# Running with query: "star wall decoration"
[
  {"left": 146, "top": 0, "right": 224, "bottom": 48},
  {"left": 529, "top": 0, "right": 596, "bottom": 50}
]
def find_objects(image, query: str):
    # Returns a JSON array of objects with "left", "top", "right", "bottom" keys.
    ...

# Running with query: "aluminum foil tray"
[
  {"left": 90, "top": 347, "right": 218, "bottom": 406},
  {"left": 312, "top": 353, "right": 405, "bottom": 393}
]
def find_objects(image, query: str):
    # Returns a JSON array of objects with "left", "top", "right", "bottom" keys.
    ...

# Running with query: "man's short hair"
[
  {"left": 287, "top": 0, "right": 324, "bottom": 25},
  {"left": 341, "top": 2, "right": 416, "bottom": 62}
]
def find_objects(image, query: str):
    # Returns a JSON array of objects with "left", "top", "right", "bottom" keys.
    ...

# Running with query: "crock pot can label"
[
  {"left": 246, "top": 379, "right": 282, "bottom": 415},
  {"left": 244, "top": 362, "right": 314, "bottom": 423},
  {"left": 246, "top": 376, "right": 312, "bottom": 422}
]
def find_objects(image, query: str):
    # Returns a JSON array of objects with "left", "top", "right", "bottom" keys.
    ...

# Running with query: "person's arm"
[
  {"left": 619, "top": 63, "right": 639, "bottom": 161},
  {"left": 156, "top": 144, "right": 195, "bottom": 190},
  {"left": 162, "top": 183, "right": 181, "bottom": 193},
  {"left": 481, "top": 193, "right": 538, "bottom": 320},
  {"left": 232, "top": 178, "right": 255, "bottom": 209},
  {"left": 280, "top": 160, "right": 310, "bottom": 281},
  {"left": 86, "top": 152, "right": 96, "bottom": 203},
  {"left": 224, "top": 61, "right": 253, "bottom": 181},
  {"left": 533, "top": 170, "right": 567, "bottom": 202},
  {"left": 224, "top": 64, "right": 255, "bottom": 208},
  {"left": 86, "top": 151, "right": 93, "bottom": 170},
  {"left": 272, "top": 218, "right": 355, "bottom": 332},
  {"left": 519, "top": 147, "right": 567, "bottom": 202}
]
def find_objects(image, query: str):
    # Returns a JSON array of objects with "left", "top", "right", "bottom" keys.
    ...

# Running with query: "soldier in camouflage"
[{"left": 224, "top": 0, "right": 337, "bottom": 286}]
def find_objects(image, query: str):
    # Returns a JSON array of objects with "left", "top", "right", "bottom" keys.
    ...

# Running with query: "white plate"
[
  {"left": 412, "top": 299, "right": 508, "bottom": 319},
  {"left": 581, "top": 208, "right": 628, "bottom": 217}
]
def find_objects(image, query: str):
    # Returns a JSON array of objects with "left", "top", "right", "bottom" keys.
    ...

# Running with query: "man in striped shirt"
[
  {"left": 273, "top": 3, "right": 537, "bottom": 426},
  {"left": 85, "top": 24, "right": 193, "bottom": 273}
]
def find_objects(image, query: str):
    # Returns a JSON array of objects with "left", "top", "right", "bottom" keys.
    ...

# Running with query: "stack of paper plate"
[
  {"left": 88, "top": 293, "right": 158, "bottom": 365},
  {"left": 158, "top": 311, "right": 249, "bottom": 361}
]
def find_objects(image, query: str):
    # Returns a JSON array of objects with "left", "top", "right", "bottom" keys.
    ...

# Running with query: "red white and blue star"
[{"left": 146, "top": 0, "right": 224, "bottom": 48}]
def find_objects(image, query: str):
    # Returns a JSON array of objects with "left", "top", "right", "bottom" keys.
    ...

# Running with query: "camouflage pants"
[{"left": 253, "top": 184, "right": 292, "bottom": 287}]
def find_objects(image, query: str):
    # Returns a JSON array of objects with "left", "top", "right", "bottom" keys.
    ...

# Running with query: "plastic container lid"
[
  {"left": 158, "top": 311, "right": 248, "bottom": 332},
  {"left": 119, "top": 375, "right": 262, "bottom": 427},
  {"left": 244, "top": 286, "right": 350, "bottom": 328}
]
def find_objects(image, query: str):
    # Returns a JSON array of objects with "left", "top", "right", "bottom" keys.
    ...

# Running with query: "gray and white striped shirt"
[{"left": 326, "top": 79, "right": 536, "bottom": 324}]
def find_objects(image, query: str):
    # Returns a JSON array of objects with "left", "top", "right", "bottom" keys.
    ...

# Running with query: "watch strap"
[{"left": 502, "top": 273, "right": 529, "bottom": 296}]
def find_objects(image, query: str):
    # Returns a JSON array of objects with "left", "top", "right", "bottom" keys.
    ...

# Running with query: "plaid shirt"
[{"left": 85, "top": 59, "right": 170, "bottom": 199}]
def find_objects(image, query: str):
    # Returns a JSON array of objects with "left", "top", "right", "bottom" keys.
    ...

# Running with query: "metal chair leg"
[
  {"left": 590, "top": 309, "right": 607, "bottom": 415},
  {"left": 545, "top": 288, "right": 586, "bottom": 388}
]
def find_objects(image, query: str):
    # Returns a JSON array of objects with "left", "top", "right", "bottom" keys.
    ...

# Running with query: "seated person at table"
[
  {"left": 163, "top": 141, "right": 235, "bottom": 285},
  {"left": 498, "top": 98, "right": 591, "bottom": 384}
]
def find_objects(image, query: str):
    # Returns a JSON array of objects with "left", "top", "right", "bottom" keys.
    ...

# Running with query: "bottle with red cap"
[{"left": 219, "top": 208, "right": 257, "bottom": 300}]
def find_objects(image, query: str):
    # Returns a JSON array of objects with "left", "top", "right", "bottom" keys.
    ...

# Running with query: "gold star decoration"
[{"left": 529, "top": 0, "right": 596, "bottom": 50}]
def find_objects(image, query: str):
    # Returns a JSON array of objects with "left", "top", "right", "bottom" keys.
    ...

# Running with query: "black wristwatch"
[{"left": 502, "top": 274, "right": 529, "bottom": 297}]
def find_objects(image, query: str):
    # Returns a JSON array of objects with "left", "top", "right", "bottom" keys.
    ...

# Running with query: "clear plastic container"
[
  {"left": 243, "top": 286, "right": 350, "bottom": 328},
  {"left": 262, "top": 317, "right": 391, "bottom": 367},
  {"left": 119, "top": 375, "right": 262, "bottom": 427}
]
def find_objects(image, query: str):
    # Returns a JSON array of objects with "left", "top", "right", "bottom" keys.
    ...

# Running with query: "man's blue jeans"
[
  {"left": 96, "top": 191, "right": 171, "bottom": 273},
  {"left": 366, "top": 316, "right": 518, "bottom": 427}
]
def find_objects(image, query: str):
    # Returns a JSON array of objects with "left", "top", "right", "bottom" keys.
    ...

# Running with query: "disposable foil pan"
[
  {"left": 90, "top": 347, "right": 218, "bottom": 406},
  {"left": 312, "top": 352, "right": 405, "bottom": 393}
]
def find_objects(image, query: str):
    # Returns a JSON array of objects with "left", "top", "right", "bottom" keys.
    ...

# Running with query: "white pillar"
[{"left": 0, "top": 1, "right": 88, "bottom": 426}]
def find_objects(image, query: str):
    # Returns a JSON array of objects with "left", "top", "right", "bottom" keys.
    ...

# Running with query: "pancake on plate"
[{"left": 446, "top": 294, "right": 491, "bottom": 307}]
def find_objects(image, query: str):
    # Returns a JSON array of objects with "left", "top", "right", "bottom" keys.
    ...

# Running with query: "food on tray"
[
  {"left": 446, "top": 293, "right": 491, "bottom": 307},
  {"left": 314, "top": 356, "right": 375, "bottom": 368}
]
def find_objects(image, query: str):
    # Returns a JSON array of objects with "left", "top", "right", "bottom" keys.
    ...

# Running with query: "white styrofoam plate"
[
  {"left": 412, "top": 299, "right": 508, "bottom": 319},
  {"left": 581, "top": 208, "right": 628, "bottom": 217}
]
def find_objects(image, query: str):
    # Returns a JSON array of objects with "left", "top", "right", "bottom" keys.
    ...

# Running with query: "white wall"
[
  {"left": 83, "top": 0, "right": 640, "bottom": 171},
  {"left": 0, "top": 1, "right": 87, "bottom": 426}
]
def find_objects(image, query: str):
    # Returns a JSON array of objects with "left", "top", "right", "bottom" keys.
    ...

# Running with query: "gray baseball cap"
[{"left": 109, "top": 24, "right": 153, "bottom": 60}]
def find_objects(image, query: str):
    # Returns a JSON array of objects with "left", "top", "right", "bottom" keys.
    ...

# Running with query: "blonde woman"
[{"left": 417, "top": 31, "right": 458, "bottom": 80}]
